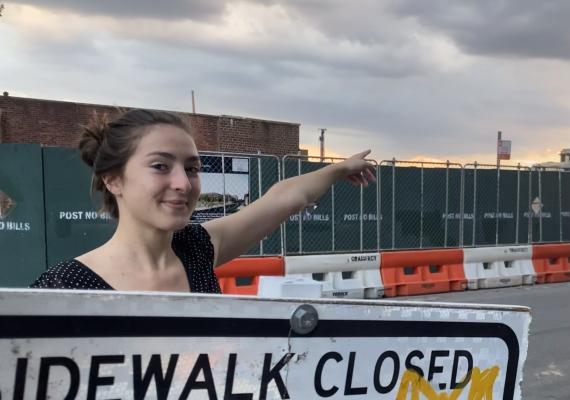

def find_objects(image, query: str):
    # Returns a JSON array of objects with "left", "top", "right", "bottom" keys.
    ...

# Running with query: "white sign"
[
  {"left": 498, "top": 140, "right": 512, "bottom": 160},
  {"left": 0, "top": 290, "right": 530, "bottom": 399}
]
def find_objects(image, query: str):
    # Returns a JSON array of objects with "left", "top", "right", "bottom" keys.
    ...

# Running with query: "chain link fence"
[
  {"left": 379, "top": 160, "right": 463, "bottom": 250},
  {"left": 282, "top": 154, "right": 379, "bottom": 254},
  {"left": 5, "top": 142, "right": 569, "bottom": 284},
  {"left": 462, "top": 163, "right": 532, "bottom": 246},
  {"left": 530, "top": 167, "right": 570, "bottom": 243},
  {"left": 193, "top": 152, "right": 569, "bottom": 254},
  {"left": 192, "top": 151, "right": 282, "bottom": 255}
]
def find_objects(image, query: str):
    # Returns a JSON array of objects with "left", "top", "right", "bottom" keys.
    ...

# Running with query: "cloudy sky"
[{"left": 1, "top": 1, "right": 569, "bottom": 164}]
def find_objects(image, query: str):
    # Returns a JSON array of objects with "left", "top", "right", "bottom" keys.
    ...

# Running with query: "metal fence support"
[
  {"left": 444, "top": 160, "right": 450, "bottom": 247},
  {"left": 495, "top": 164, "right": 501, "bottom": 246},
  {"left": 221, "top": 154, "right": 227, "bottom": 216},
  {"left": 539, "top": 169, "right": 543, "bottom": 242},
  {"left": 331, "top": 184, "right": 336, "bottom": 252},
  {"left": 376, "top": 165, "right": 381, "bottom": 251},
  {"left": 297, "top": 156, "right": 303, "bottom": 253},
  {"left": 459, "top": 166, "right": 465, "bottom": 247},
  {"left": 559, "top": 169, "right": 563, "bottom": 242},
  {"left": 360, "top": 183, "right": 364, "bottom": 251},
  {"left": 391, "top": 158, "right": 396, "bottom": 250},
  {"left": 420, "top": 163, "right": 424, "bottom": 249},
  {"left": 515, "top": 164, "right": 521, "bottom": 245},
  {"left": 257, "top": 152, "right": 264, "bottom": 255},
  {"left": 472, "top": 162, "right": 478, "bottom": 246}
]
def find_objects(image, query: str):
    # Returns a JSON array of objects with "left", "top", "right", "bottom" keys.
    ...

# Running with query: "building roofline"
[{"left": 0, "top": 94, "right": 300, "bottom": 127}]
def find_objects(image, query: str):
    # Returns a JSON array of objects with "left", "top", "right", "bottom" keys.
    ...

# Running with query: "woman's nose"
[{"left": 171, "top": 166, "right": 192, "bottom": 192}]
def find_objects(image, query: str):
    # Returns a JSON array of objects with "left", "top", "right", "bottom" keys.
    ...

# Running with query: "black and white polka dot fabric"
[{"left": 30, "top": 224, "right": 221, "bottom": 293}]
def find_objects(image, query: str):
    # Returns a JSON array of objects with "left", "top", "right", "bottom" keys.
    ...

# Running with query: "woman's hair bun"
[{"left": 79, "top": 111, "right": 110, "bottom": 168}]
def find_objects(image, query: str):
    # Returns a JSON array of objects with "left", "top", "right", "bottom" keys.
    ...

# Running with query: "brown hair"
[{"left": 79, "top": 109, "right": 193, "bottom": 219}]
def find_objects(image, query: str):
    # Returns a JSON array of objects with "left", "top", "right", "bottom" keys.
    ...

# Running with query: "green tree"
[{"left": 0, "top": 4, "right": 4, "bottom": 17}]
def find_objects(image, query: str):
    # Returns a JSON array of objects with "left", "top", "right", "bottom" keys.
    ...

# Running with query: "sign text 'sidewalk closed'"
[{"left": 0, "top": 290, "right": 530, "bottom": 399}]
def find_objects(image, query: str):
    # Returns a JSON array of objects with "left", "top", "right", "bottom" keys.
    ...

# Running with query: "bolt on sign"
[{"left": 0, "top": 290, "right": 530, "bottom": 399}]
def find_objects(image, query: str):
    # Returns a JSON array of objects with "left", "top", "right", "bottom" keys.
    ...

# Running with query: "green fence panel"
[
  {"left": 43, "top": 147, "right": 116, "bottom": 267},
  {"left": 422, "top": 167, "right": 462, "bottom": 248},
  {"left": 462, "top": 168, "right": 475, "bottom": 246},
  {"left": 333, "top": 178, "right": 378, "bottom": 252},
  {"left": 516, "top": 170, "right": 531, "bottom": 244},
  {"left": 298, "top": 161, "right": 333, "bottom": 253},
  {"left": 247, "top": 156, "right": 281, "bottom": 255},
  {"left": 562, "top": 172, "right": 570, "bottom": 242},
  {"left": 496, "top": 169, "right": 518, "bottom": 245},
  {"left": 530, "top": 171, "right": 540, "bottom": 242},
  {"left": 0, "top": 144, "right": 46, "bottom": 287},
  {"left": 540, "top": 170, "right": 562, "bottom": 242},
  {"left": 394, "top": 167, "right": 422, "bottom": 249},
  {"left": 379, "top": 165, "right": 394, "bottom": 249},
  {"left": 446, "top": 168, "right": 463, "bottom": 247},
  {"left": 283, "top": 158, "right": 300, "bottom": 253}
]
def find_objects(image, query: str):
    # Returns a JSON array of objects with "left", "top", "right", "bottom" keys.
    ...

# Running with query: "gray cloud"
[
  {"left": 9, "top": 0, "right": 226, "bottom": 21},
  {"left": 3, "top": 0, "right": 569, "bottom": 163},
  {"left": 389, "top": 0, "right": 570, "bottom": 60}
]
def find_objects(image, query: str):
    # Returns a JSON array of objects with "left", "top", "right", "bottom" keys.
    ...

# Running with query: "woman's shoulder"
[
  {"left": 172, "top": 223, "right": 214, "bottom": 253},
  {"left": 29, "top": 259, "right": 113, "bottom": 290},
  {"left": 173, "top": 223, "right": 211, "bottom": 242}
]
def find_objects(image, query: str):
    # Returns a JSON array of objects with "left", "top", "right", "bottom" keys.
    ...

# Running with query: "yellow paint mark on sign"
[{"left": 396, "top": 366, "right": 500, "bottom": 400}]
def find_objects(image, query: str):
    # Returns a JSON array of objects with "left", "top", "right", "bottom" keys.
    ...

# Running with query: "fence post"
[
  {"left": 376, "top": 164, "right": 381, "bottom": 251},
  {"left": 495, "top": 164, "right": 501, "bottom": 246},
  {"left": 539, "top": 169, "right": 543, "bottom": 242},
  {"left": 391, "top": 158, "right": 396, "bottom": 250},
  {"left": 515, "top": 164, "right": 521, "bottom": 245},
  {"left": 472, "top": 162, "right": 478, "bottom": 246},
  {"left": 298, "top": 156, "right": 303, "bottom": 253},
  {"left": 257, "top": 151, "right": 264, "bottom": 255},
  {"left": 459, "top": 165, "right": 465, "bottom": 247},
  {"left": 559, "top": 169, "right": 563, "bottom": 242},
  {"left": 444, "top": 160, "right": 450, "bottom": 247},
  {"left": 420, "top": 162, "right": 424, "bottom": 249},
  {"left": 221, "top": 154, "right": 227, "bottom": 216}
]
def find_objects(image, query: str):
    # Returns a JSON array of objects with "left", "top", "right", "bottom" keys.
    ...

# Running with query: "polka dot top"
[{"left": 29, "top": 224, "right": 221, "bottom": 294}]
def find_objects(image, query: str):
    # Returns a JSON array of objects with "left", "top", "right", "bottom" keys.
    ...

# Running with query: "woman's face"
[{"left": 113, "top": 124, "right": 201, "bottom": 232}]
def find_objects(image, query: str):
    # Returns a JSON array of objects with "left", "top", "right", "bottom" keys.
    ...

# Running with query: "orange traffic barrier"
[
  {"left": 532, "top": 244, "right": 570, "bottom": 284},
  {"left": 215, "top": 256, "right": 285, "bottom": 295},
  {"left": 380, "top": 249, "right": 466, "bottom": 297}
]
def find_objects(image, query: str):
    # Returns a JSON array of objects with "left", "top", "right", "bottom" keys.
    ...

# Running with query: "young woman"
[{"left": 30, "top": 109, "right": 376, "bottom": 293}]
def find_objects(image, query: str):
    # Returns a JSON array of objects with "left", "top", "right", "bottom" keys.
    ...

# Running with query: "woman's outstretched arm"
[{"left": 203, "top": 150, "right": 376, "bottom": 267}]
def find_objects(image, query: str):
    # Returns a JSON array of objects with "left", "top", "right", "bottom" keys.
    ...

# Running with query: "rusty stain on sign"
[{"left": 0, "top": 190, "right": 17, "bottom": 219}]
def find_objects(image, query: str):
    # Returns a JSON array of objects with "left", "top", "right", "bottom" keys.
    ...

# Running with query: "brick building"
[{"left": 0, "top": 93, "right": 300, "bottom": 156}]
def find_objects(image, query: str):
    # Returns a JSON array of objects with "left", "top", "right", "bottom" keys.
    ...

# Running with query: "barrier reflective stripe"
[
  {"left": 532, "top": 244, "right": 570, "bottom": 284},
  {"left": 380, "top": 249, "right": 466, "bottom": 297},
  {"left": 463, "top": 246, "right": 536, "bottom": 290},
  {"left": 215, "top": 257, "right": 285, "bottom": 295},
  {"left": 285, "top": 253, "right": 383, "bottom": 299}
]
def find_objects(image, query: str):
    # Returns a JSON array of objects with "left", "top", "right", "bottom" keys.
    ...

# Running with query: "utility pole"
[
  {"left": 319, "top": 128, "right": 326, "bottom": 161},
  {"left": 497, "top": 130, "right": 501, "bottom": 169},
  {"left": 191, "top": 90, "right": 196, "bottom": 113}
]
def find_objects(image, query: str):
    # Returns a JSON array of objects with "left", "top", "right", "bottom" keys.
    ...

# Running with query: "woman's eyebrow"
[
  {"left": 146, "top": 152, "right": 200, "bottom": 163},
  {"left": 146, "top": 151, "right": 175, "bottom": 160}
]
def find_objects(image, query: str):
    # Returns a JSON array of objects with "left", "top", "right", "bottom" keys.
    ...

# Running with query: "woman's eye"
[
  {"left": 185, "top": 166, "right": 201, "bottom": 175},
  {"left": 151, "top": 163, "right": 169, "bottom": 172}
]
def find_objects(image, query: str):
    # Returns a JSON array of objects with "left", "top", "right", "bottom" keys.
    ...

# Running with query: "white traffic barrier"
[
  {"left": 285, "top": 253, "right": 383, "bottom": 299},
  {"left": 463, "top": 246, "right": 536, "bottom": 290},
  {"left": 0, "top": 289, "right": 530, "bottom": 399},
  {"left": 258, "top": 276, "right": 323, "bottom": 298}
]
